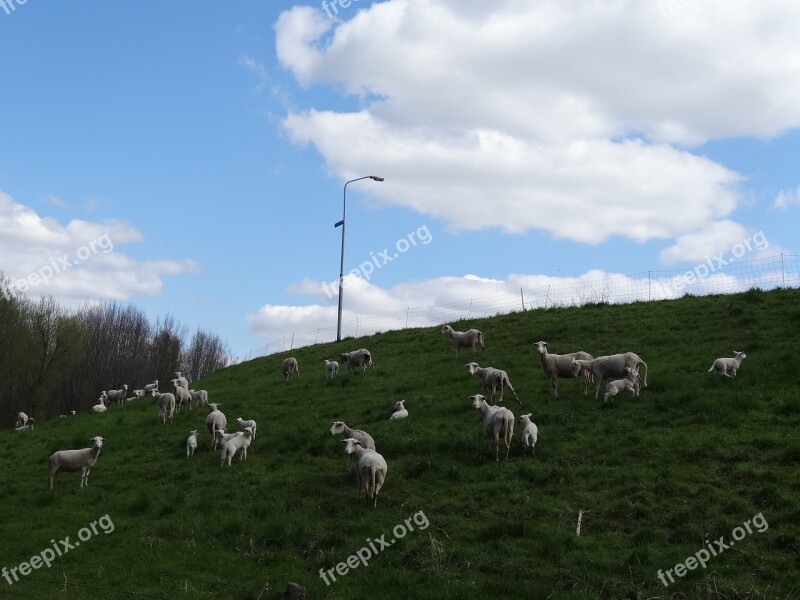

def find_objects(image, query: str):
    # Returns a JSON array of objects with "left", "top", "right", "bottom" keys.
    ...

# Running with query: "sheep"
[
  {"left": 174, "top": 371, "right": 189, "bottom": 389},
  {"left": 708, "top": 351, "right": 747, "bottom": 378},
  {"left": 186, "top": 430, "right": 198, "bottom": 458},
  {"left": 441, "top": 324, "right": 485, "bottom": 355},
  {"left": 519, "top": 413, "right": 538, "bottom": 457},
  {"left": 47, "top": 436, "right": 105, "bottom": 490},
  {"left": 206, "top": 404, "right": 227, "bottom": 450},
  {"left": 465, "top": 362, "right": 522, "bottom": 406},
  {"left": 172, "top": 382, "right": 193, "bottom": 412},
  {"left": 214, "top": 429, "right": 244, "bottom": 448},
  {"left": 570, "top": 353, "right": 649, "bottom": 401},
  {"left": 342, "top": 438, "right": 388, "bottom": 508},
  {"left": 189, "top": 389, "right": 208, "bottom": 407},
  {"left": 235, "top": 417, "right": 257, "bottom": 440},
  {"left": 389, "top": 400, "right": 408, "bottom": 421},
  {"left": 282, "top": 357, "right": 299, "bottom": 382},
  {"left": 532, "top": 341, "right": 594, "bottom": 400},
  {"left": 91, "top": 397, "right": 108, "bottom": 413},
  {"left": 15, "top": 412, "right": 29, "bottom": 428},
  {"left": 105, "top": 385, "right": 129, "bottom": 407},
  {"left": 59, "top": 411, "right": 77, "bottom": 418},
  {"left": 471, "top": 394, "right": 515, "bottom": 461},
  {"left": 603, "top": 367, "right": 640, "bottom": 403},
  {"left": 339, "top": 349, "right": 374, "bottom": 374},
  {"left": 132, "top": 389, "right": 146, "bottom": 398},
  {"left": 148, "top": 390, "right": 176, "bottom": 424},
  {"left": 329, "top": 421, "right": 376, "bottom": 450},
  {"left": 323, "top": 359, "right": 339, "bottom": 379},
  {"left": 220, "top": 427, "right": 253, "bottom": 466},
  {"left": 15, "top": 418, "right": 35, "bottom": 432},
  {"left": 143, "top": 380, "right": 159, "bottom": 392}
]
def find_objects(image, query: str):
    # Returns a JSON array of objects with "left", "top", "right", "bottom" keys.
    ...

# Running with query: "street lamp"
[{"left": 335, "top": 175, "right": 384, "bottom": 341}]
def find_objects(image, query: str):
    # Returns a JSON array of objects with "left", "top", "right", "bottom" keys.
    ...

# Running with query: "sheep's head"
[
  {"left": 470, "top": 394, "right": 487, "bottom": 409},
  {"left": 214, "top": 429, "right": 225, "bottom": 438},
  {"left": 392, "top": 400, "right": 405, "bottom": 412},
  {"left": 242, "top": 427, "right": 253, "bottom": 437},
  {"left": 441, "top": 324, "right": 452, "bottom": 335},
  {"left": 90, "top": 437, "right": 104, "bottom": 449},
  {"left": 569, "top": 359, "right": 582, "bottom": 377},
  {"left": 330, "top": 421, "right": 346, "bottom": 435},
  {"left": 520, "top": 413, "right": 533, "bottom": 424},
  {"left": 208, "top": 403, "right": 221, "bottom": 413},
  {"left": 465, "top": 362, "right": 480, "bottom": 375},
  {"left": 734, "top": 351, "right": 747, "bottom": 360},
  {"left": 342, "top": 438, "right": 363, "bottom": 454},
  {"left": 189, "top": 430, "right": 198, "bottom": 436},
  {"left": 339, "top": 353, "right": 349, "bottom": 362},
  {"left": 533, "top": 341, "right": 548, "bottom": 355},
  {"left": 175, "top": 371, "right": 182, "bottom": 377}
]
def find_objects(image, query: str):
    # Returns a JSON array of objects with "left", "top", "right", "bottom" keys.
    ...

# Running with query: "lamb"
[
  {"left": 214, "top": 429, "right": 244, "bottom": 448},
  {"left": 47, "top": 436, "right": 105, "bottom": 490},
  {"left": 323, "top": 359, "right": 339, "bottom": 379},
  {"left": 519, "top": 413, "right": 538, "bottom": 457},
  {"left": 339, "top": 349, "right": 374, "bottom": 374},
  {"left": 282, "top": 357, "right": 299, "bottom": 382},
  {"left": 91, "top": 397, "right": 108, "bottom": 413},
  {"left": 532, "top": 341, "right": 594, "bottom": 400},
  {"left": 570, "top": 353, "right": 649, "bottom": 401},
  {"left": 15, "top": 412, "right": 29, "bottom": 428},
  {"left": 708, "top": 351, "right": 747, "bottom": 378},
  {"left": 220, "top": 427, "right": 253, "bottom": 466},
  {"left": 329, "top": 421, "right": 375, "bottom": 450},
  {"left": 105, "top": 385, "right": 129, "bottom": 407},
  {"left": 441, "top": 324, "right": 485, "bottom": 355},
  {"left": 15, "top": 419, "right": 35, "bottom": 432},
  {"left": 172, "top": 382, "right": 193, "bottom": 412},
  {"left": 174, "top": 371, "right": 189, "bottom": 389},
  {"left": 143, "top": 380, "right": 159, "bottom": 392},
  {"left": 604, "top": 367, "right": 640, "bottom": 403},
  {"left": 132, "top": 389, "right": 146, "bottom": 398},
  {"left": 342, "top": 438, "right": 388, "bottom": 508},
  {"left": 471, "top": 394, "right": 515, "bottom": 461},
  {"left": 206, "top": 403, "right": 227, "bottom": 450},
  {"left": 465, "top": 362, "right": 522, "bottom": 406},
  {"left": 389, "top": 400, "right": 408, "bottom": 421},
  {"left": 189, "top": 389, "right": 208, "bottom": 407},
  {"left": 235, "top": 417, "right": 257, "bottom": 440},
  {"left": 186, "top": 430, "right": 198, "bottom": 458},
  {"left": 148, "top": 390, "right": 176, "bottom": 424}
]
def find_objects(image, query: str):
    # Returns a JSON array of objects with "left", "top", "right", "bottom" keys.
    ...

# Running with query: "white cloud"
[
  {"left": 659, "top": 220, "right": 751, "bottom": 265},
  {"left": 238, "top": 55, "right": 269, "bottom": 93},
  {"left": 774, "top": 186, "right": 800, "bottom": 208},
  {"left": 0, "top": 190, "right": 198, "bottom": 303}
]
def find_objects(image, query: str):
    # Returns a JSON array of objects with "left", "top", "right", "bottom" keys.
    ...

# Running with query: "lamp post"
[{"left": 335, "top": 175, "right": 384, "bottom": 342}]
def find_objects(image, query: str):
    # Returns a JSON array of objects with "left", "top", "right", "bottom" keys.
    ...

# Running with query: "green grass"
[{"left": 1, "top": 288, "right": 799, "bottom": 599}]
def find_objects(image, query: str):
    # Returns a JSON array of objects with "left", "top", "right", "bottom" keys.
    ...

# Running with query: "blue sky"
[{"left": 1, "top": 0, "right": 798, "bottom": 360}]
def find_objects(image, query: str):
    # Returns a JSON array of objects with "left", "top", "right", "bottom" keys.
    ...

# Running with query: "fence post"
[
  {"left": 781, "top": 253, "right": 786, "bottom": 288},
  {"left": 648, "top": 271, "right": 651, "bottom": 302},
  {"left": 290, "top": 333, "right": 294, "bottom": 350},
  {"left": 520, "top": 287, "right": 525, "bottom": 311},
  {"left": 315, "top": 329, "right": 319, "bottom": 344},
  {"left": 355, "top": 318, "right": 359, "bottom": 338},
  {"left": 467, "top": 299, "right": 472, "bottom": 320},
  {"left": 405, "top": 308, "right": 409, "bottom": 329}
]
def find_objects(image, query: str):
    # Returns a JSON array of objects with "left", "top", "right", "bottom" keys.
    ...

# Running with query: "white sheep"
[
  {"left": 465, "top": 362, "right": 522, "bottom": 406},
  {"left": 604, "top": 367, "right": 640, "bottom": 403},
  {"left": 132, "top": 389, "right": 146, "bottom": 398},
  {"left": 59, "top": 411, "right": 77, "bottom": 418},
  {"left": 186, "top": 430, "right": 198, "bottom": 458},
  {"left": 15, "top": 419, "right": 35, "bottom": 432},
  {"left": 189, "top": 389, "right": 208, "bottom": 407},
  {"left": 105, "top": 385, "right": 129, "bottom": 406},
  {"left": 148, "top": 390, "right": 176, "bottom": 424},
  {"left": 47, "top": 436, "right": 105, "bottom": 490},
  {"left": 329, "top": 421, "right": 375, "bottom": 450},
  {"left": 220, "top": 427, "right": 253, "bottom": 466},
  {"left": 519, "top": 413, "right": 538, "bottom": 457},
  {"left": 172, "top": 382, "right": 193, "bottom": 412},
  {"left": 570, "top": 353, "right": 649, "bottom": 400},
  {"left": 323, "top": 359, "right": 339, "bottom": 379},
  {"left": 441, "top": 324, "right": 485, "bottom": 355},
  {"left": 235, "top": 417, "right": 257, "bottom": 440},
  {"left": 708, "top": 351, "right": 747, "bottom": 378},
  {"left": 532, "top": 341, "right": 594, "bottom": 400},
  {"left": 15, "top": 412, "right": 29, "bottom": 428},
  {"left": 389, "top": 400, "right": 408, "bottom": 421},
  {"left": 339, "top": 349, "right": 374, "bottom": 374},
  {"left": 342, "top": 438, "right": 388, "bottom": 508},
  {"left": 214, "top": 429, "right": 244, "bottom": 448},
  {"left": 471, "top": 394, "right": 515, "bottom": 461},
  {"left": 174, "top": 371, "right": 189, "bottom": 389},
  {"left": 91, "top": 398, "right": 108, "bottom": 413},
  {"left": 143, "top": 380, "right": 159, "bottom": 392},
  {"left": 282, "top": 357, "right": 300, "bottom": 382},
  {"left": 206, "top": 403, "right": 227, "bottom": 450}
]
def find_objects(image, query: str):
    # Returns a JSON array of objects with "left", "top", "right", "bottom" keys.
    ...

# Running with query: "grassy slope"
[{"left": 1, "top": 289, "right": 799, "bottom": 599}]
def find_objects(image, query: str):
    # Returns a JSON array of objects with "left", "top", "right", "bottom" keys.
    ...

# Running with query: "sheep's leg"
[
  {"left": 550, "top": 377, "right": 558, "bottom": 401},
  {"left": 594, "top": 378, "right": 603, "bottom": 401},
  {"left": 507, "top": 381, "right": 523, "bottom": 407}
]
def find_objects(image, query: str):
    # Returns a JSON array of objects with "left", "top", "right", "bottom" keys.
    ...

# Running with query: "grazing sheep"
[
  {"left": 214, "top": 429, "right": 244, "bottom": 448},
  {"left": 105, "top": 385, "right": 129, "bottom": 407},
  {"left": 132, "top": 389, "right": 146, "bottom": 398},
  {"left": 15, "top": 412, "right": 29, "bottom": 428},
  {"left": 174, "top": 371, "right": 189, "bottom": 389},
  {"left": 441, "top": 324, "right": 485, "bottom": 355},
  {"left": 189, "top": 389, "right": 208, "bottom": 407},
  {"left": 708, "top": 351, "right": 747, "bottom": 378},
  {"left": 143, "top": 380, "right": 159, "bottom": 392},
  {"left": 206, "top": 404, "right": 227, "bottom": 450},
  {"left": 465, "top": 362, "right": 522, "bottom": 406},
  {"left": 532, "top": 341, "right": 594, "bottom": 400},
  {"left": 329, "top": 421, "right": 375, "bottom": 450},
  {"left": 186, "top": 430, "right": 198, "bottom": 458},
  {"left": 15, "top": 419, "right": 35, "bottom": 432},
  {"left": 519, "top": 413, "right": 538, "bottom": 457},
  {"left": 235, "top": 417, "right": 257, "bottom": 440},
  {"left": 221, "top": 427, "right": 253, "bottom": 466},
  {"left": 339, "top": 349, "right": 374, "bottom": 374},
  {"left": 47, "top": 437, "right": 105, "bottom": 490},
  {"left": 604, "top": 367, "right": 640, "bottom": 403},
  {"left": 471, "top": 394, "right": 515, "bottom": 461},
  {"left": 389, "top": 400, "right": 408, "bottom": 421},
  {"left": 323, "top": 359, "right": 339, "bottom": 379},
  {"left": 342, "top": 438, "right": 388, "bottom": 508},
  {"left": 282, "top": 357, "right": 299, "bottom": 382},
  {"left": 172, "top": 382, "right": 193, "bottom": 412},
  {"left": 570, "top": 353, "right": 649, "bottom": 401},
  {"left": 148, "top": 390, "right": 176, "bottom": 424}
]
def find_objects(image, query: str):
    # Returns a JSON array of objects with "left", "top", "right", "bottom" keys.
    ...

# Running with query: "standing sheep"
[
  {"left": 570, "top": 353, "right": 648, "bottom": 401},
  {"left": 466, "top": 362, "right": 522, "bottom": 406},
  {"left": 235, "top": 417, "right": 257, "bottom": 440},
  {"left": 174, "top": 371, "right": 189, "bottom": 389},
  {"left": 282, "top": 357, "right": 299, "bottom": 382},
  {"left": 708, "top": 351, "right": 747, "bottom": 378},
  {"left": 532, "top": 341, "right": 593, "bottom": 400},
  {"left": 172, "top": 381, "right": 193, "bottom": 412},
  {"left": 339, "top": 349, "right": 374, "bottom": 374},
  {"left": 519, "top": 413, "right": 538, "bottom": 457},
  {"left": 604, "top": 367, "right": 640, "bottom": 403},
  {"left": 342, "top": 438, "right": 388, "bottom": 508},
  {"left": 441, "top": 324, "right": 485, "bottom": 356},
  {"left": 189, "top": 389, "right": 209, "bottom": 407},
  {"left": 15, "top": 412, "right": 29, "bottom": 429},
  {"left": 471, "top": 395, "right": 515, "bottom": 461},
  {"left": 149, "top": 390, "right": 176, "bottom": 424},
  {"left": 186, "top": 430, "right": 198, "bottom": 458},
  {"left": 206, "top": 403, "right": 227, "bottom": 450},
  {"left": 47, "top": 437, "right": 105, "bottom": 490},
  {"left": 105, "top": 385, "right": 129, "bottom": 407},
  {"left": 323, "top": 359, "right": 339, "bottom": 379},
  {"left": 221, "top": 427, "right": 253, "bottom": 466}
]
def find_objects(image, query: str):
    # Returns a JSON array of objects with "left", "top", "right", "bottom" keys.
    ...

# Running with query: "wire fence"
[{"left": 245, "top": 254, "right": 800, "bottom": 360}]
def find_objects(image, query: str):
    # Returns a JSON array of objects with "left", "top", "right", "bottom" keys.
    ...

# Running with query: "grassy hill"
[{"left": 1, "top": 288, "right": 799, "bottom": 599}]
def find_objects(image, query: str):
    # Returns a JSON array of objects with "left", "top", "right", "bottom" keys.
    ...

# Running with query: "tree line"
[{"left": 0, "top": 277, "right": 231, "bottom": 429}]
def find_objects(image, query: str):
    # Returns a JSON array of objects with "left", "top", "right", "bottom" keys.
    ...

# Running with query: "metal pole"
[{"left": 520, "top": 287, "right": 525, "bottom": 311}]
